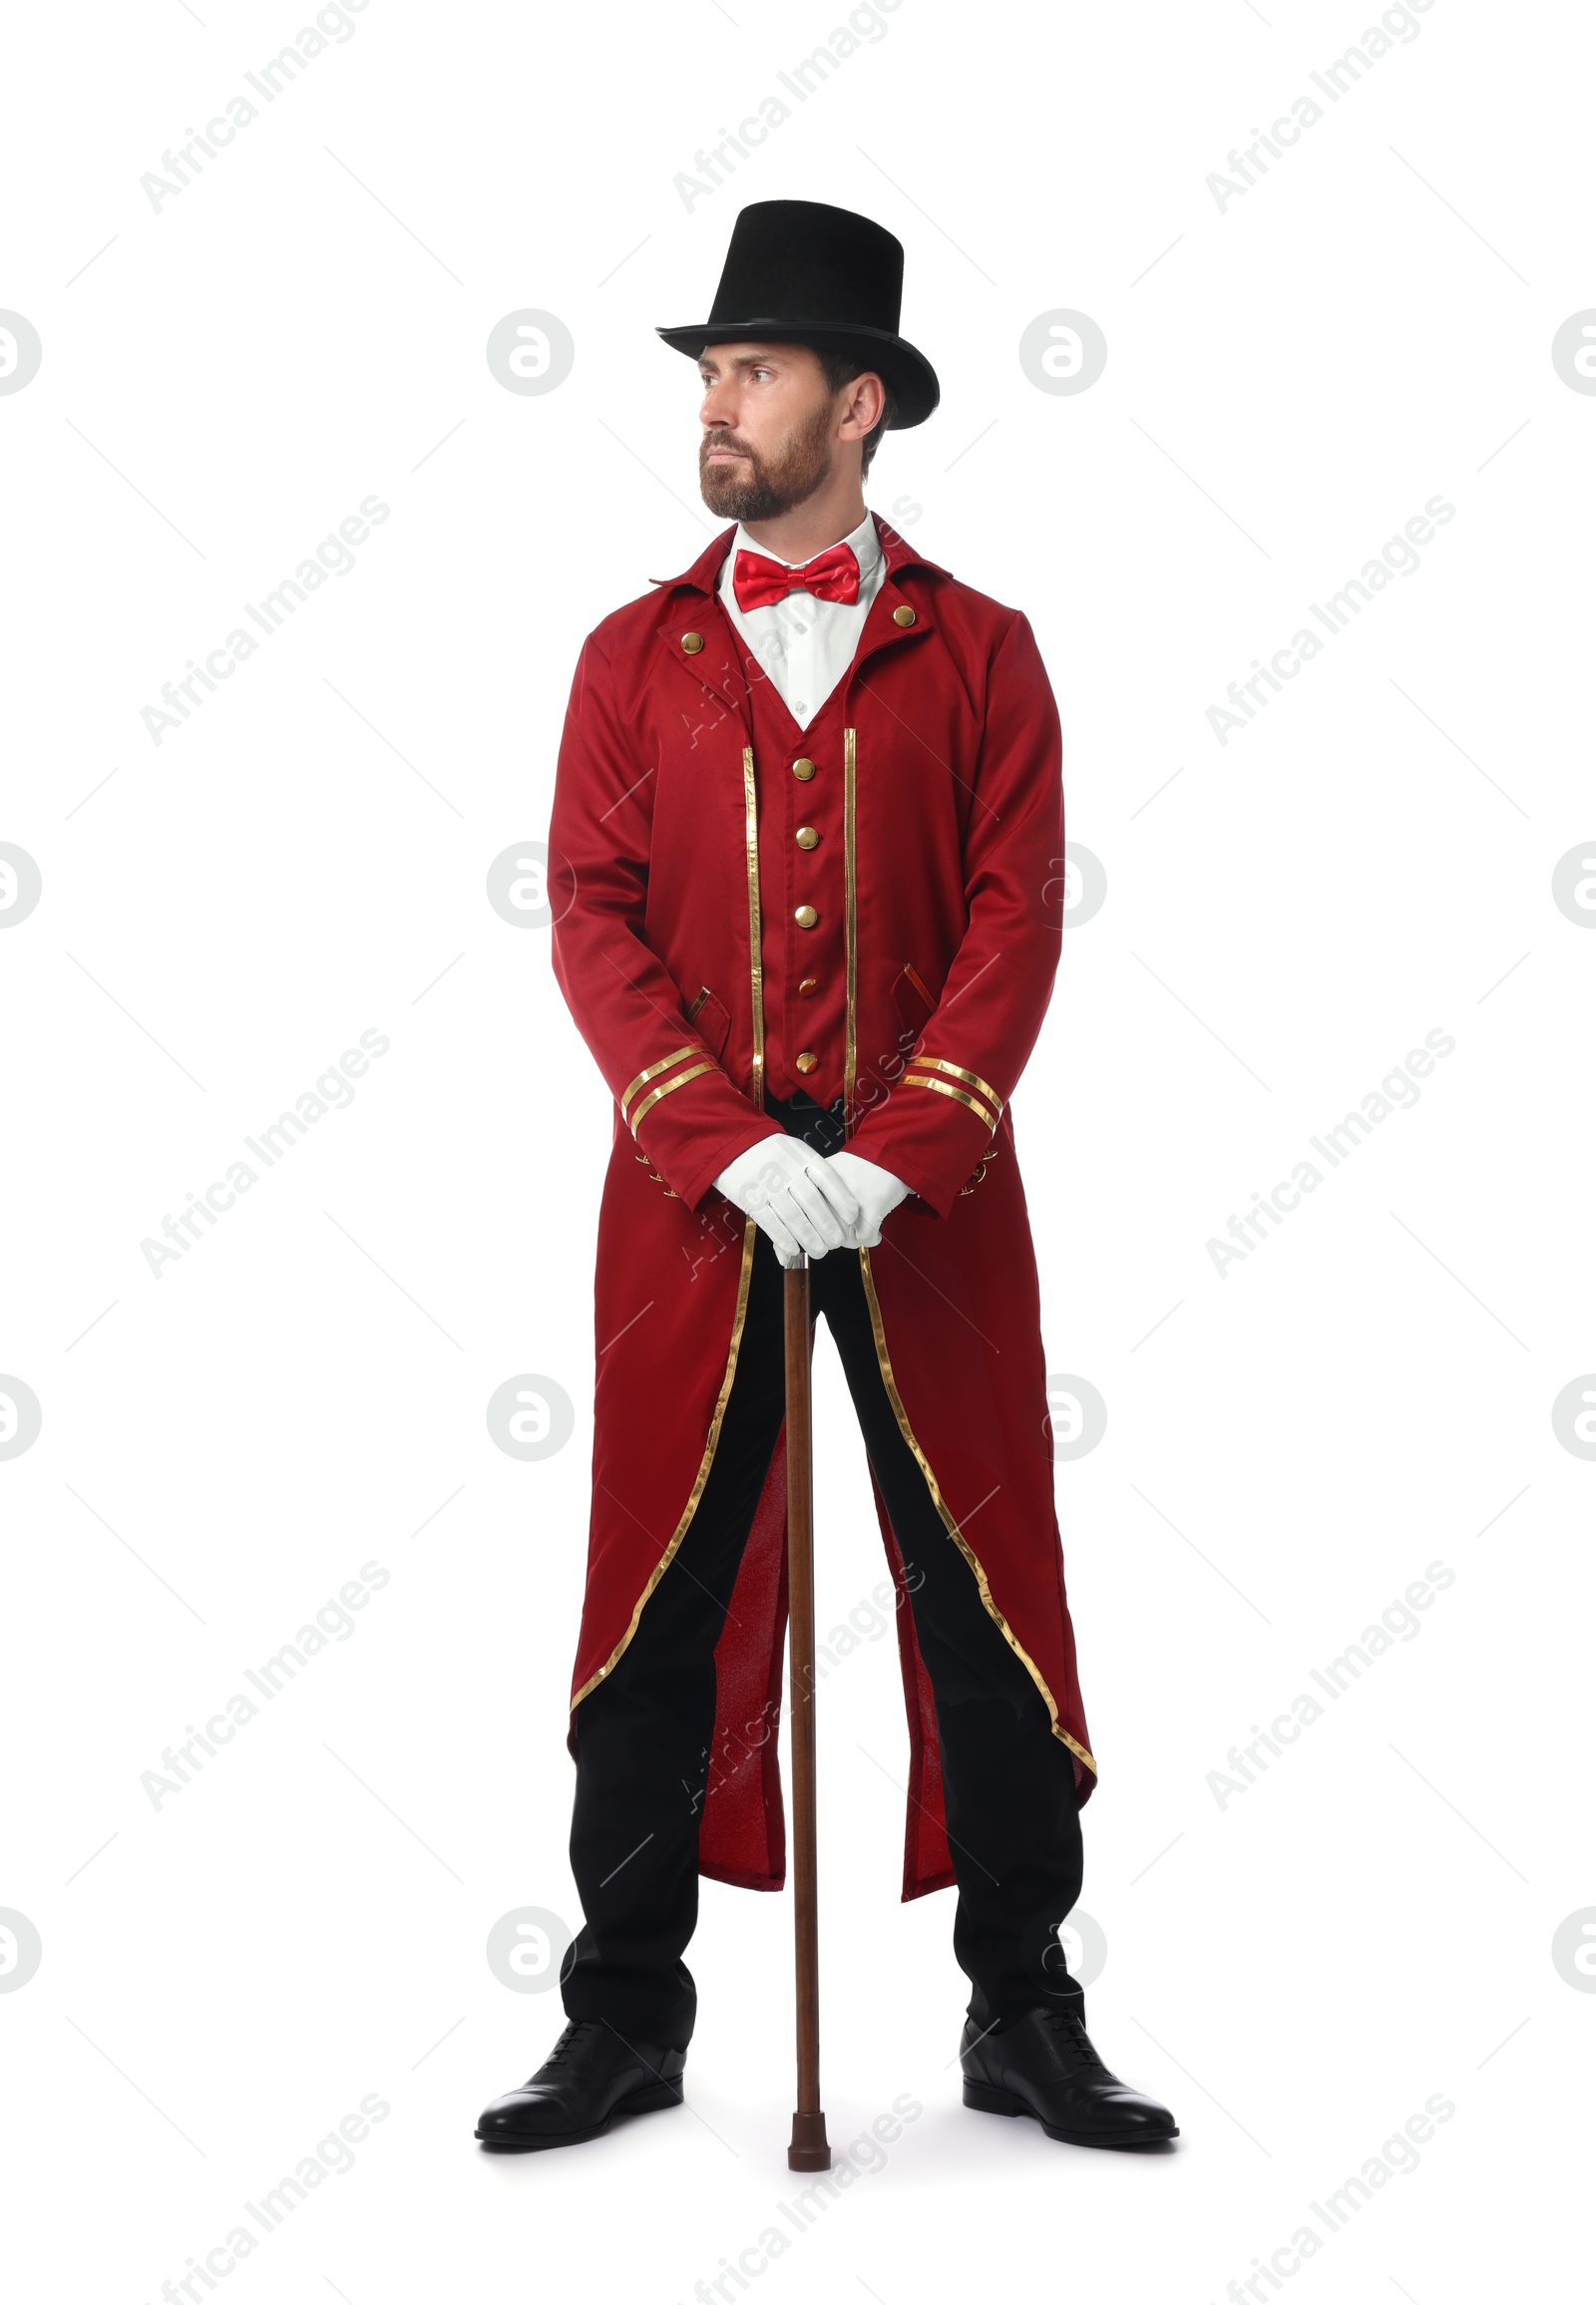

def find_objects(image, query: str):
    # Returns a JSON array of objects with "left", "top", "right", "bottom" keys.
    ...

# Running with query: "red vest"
[{"left": 718, "top": 582, "right": 923, "bottom": 1123}]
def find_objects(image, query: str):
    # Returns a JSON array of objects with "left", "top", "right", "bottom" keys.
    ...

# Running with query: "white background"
[{"left": 2, "top": 1, "right": 1591, "bottom": 2298}]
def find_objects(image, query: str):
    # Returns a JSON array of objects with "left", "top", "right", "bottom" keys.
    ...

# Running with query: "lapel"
[
  {"left": 846, "top": 515, "right": 944, "bottom": 694},
  {"left": 647, "top": 513, "right": 950, "bottom": 741},
  {"left": 648, "top": 525, "right": 752, "bottom": 745}
]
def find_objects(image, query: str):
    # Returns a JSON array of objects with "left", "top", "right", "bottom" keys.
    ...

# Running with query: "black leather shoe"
[
  {"left": 961, "top": 2005, "right": 1178, "bottom": 2148},
  {"left": 475, "top": 2019, "right": 686, "bottom": 2151}
]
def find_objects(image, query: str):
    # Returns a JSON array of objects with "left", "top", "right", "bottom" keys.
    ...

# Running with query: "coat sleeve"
[
  {"left": 844, "top": 608, "right": 1064, "bottom": 1219},
  {"left": 548, "top": 631, "right": 783, "bottom": 1212}
]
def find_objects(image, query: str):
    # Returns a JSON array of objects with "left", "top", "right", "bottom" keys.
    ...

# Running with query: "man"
[{"left": 477, "top": 200, "right": 1177, "bottom": 2155}]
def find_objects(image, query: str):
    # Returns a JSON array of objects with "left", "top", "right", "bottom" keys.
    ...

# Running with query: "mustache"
[{"left": 702, "top": 431, "right": 754, "bottom": 457}]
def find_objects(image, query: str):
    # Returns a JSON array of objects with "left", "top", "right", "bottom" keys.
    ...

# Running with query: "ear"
[{"left": 836, "top": 370, "right": 886, "bottom": 440}]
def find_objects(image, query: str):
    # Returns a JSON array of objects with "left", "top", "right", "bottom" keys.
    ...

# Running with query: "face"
[{"left": 697, "top": 341, "right": 882, "bottom": 521}]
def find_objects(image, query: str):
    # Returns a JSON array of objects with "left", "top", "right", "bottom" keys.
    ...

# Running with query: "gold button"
[
  {"left": 795, "top": 1051, "right": 819, "bottom": 1074},
  {"left": 794, "top": 904, "right": 818, "bottom": 929},
  {"left": 798, "top": 976, "right": 818, "bottom": 996},
  {"left": 792, "top": 757, "right": 816, "bottom": 780},
  {"left": 681, "top": 631, "right": 704, "bottom": 654},
  {"left": 796, "top": 826, "right": 818, "bottom": 850},
  {"left": 892, "top": 604, "right": 916, "bottom": 627}
]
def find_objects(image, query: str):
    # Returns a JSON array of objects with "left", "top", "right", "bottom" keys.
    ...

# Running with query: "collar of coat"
[{"left": 648, "top": 508, "right": 950, "bottom": 597}]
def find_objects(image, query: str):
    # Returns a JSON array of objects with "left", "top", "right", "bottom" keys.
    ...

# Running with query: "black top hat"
[{"left": 656, "top": 198, "right": 939, "bottom": 429}]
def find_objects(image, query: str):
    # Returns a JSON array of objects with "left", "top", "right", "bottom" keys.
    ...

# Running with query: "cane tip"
[{"left": 787, "top": 2111, "right": 830, "bottom": 2170}]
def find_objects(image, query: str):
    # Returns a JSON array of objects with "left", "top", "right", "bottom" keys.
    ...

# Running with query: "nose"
[{"left": 700, "top": 377, "right": 738, "bottom": 433}]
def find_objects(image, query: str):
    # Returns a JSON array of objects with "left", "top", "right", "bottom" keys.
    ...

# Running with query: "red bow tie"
[{"left": 732, "top": 540, "right": 861, "bottom": 614}]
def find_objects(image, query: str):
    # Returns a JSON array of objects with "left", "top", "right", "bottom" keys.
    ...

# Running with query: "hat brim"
[{"left": 656, "top": 318, "right": 939, "bottom": 429}]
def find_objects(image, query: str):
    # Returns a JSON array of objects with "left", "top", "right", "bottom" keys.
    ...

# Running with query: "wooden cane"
[{"left": 784, "top": 1254, "right": 831, "bottom": 2172}]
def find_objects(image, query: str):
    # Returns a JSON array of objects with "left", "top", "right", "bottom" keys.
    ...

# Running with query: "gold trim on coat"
[
  {"left": 902, "top": 1072, "right": 1000, "bottom": 1132},
  {"left": 575, "top": 738, "right": 774, "bottom": 1716},
  {"left": 844, "top": 725, "right": 858, "bottom": 1124},
  {"left": 742, "top": 743, "right": 765, "bottom": 1104},
  {"left": 904, "top": 1054, "right": 1005, "bottom": 1118},
  {"left": 621, "top": 1043, "right": 700, "bottom": 1121},
  {"left": 857, "top": 1246, "right": 1096, "bottom": 1777},
  {"left": 630, "top": 1059, "right": 716, "bottom": 1133},
  {"left": 572, "top": 1220, "right": 759, "bottom": 1709}
]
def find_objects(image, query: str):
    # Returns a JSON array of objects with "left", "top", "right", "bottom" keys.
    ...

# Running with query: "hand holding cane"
[{"left": 784, "top": 1252, "right": 831, "bottom": 2172}]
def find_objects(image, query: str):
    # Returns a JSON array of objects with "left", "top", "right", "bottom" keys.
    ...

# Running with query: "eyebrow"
[{"left": 697, "top": 350, "right": 791, "bottom": 377}]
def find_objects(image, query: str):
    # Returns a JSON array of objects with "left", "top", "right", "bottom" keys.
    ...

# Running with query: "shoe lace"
[
  {"left": 542, "top": 2020, "right": 597, "bottom": 2070},
  {"left": 1043, "top": 2007, "right": 1110, "bottom": 2075}
]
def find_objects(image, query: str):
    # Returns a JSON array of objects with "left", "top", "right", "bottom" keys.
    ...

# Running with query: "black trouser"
[{"left": 563, "top": 1093, "right": 1083, "bottom": 2048}]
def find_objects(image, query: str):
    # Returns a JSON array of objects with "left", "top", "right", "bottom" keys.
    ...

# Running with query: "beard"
[{"left": 698, "top": 390, "right": 836, "bottom": 522}]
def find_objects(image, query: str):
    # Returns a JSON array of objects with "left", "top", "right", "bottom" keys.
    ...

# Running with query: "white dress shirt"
[{"left": 717, "top": 508, "right": 885, "bottom": 730}]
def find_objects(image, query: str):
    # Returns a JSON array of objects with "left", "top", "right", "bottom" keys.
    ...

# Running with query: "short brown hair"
[{"left": 815, "top": 348, "right": 897, "bottom": 478}]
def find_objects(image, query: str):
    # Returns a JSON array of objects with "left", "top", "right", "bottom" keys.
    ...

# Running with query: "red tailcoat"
[{"left": 548, "top": 513, "right": 1094, "bottom": 1901}]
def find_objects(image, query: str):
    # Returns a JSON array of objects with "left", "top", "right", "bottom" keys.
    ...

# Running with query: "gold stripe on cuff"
[
  {"left": 904, "top": 1055, "right": 1005, "bottom": 1118},
  {"left": 621, "top": 1043, "right": 700, "bottom": 1121},
  {"left": 903, "top": 1071, "right": 999, "bottom": 1132},
  {"left": 629, "top": 1059, "right": 715, "bottom": 1135}
]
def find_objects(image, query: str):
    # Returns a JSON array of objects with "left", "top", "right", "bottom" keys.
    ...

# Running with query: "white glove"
[
  {"left": 714, "top": 1135, "right": 862, "bottom": 1268},
  {"left": 825, "top": 1150, "right": 910, "bottom": 1247}
]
